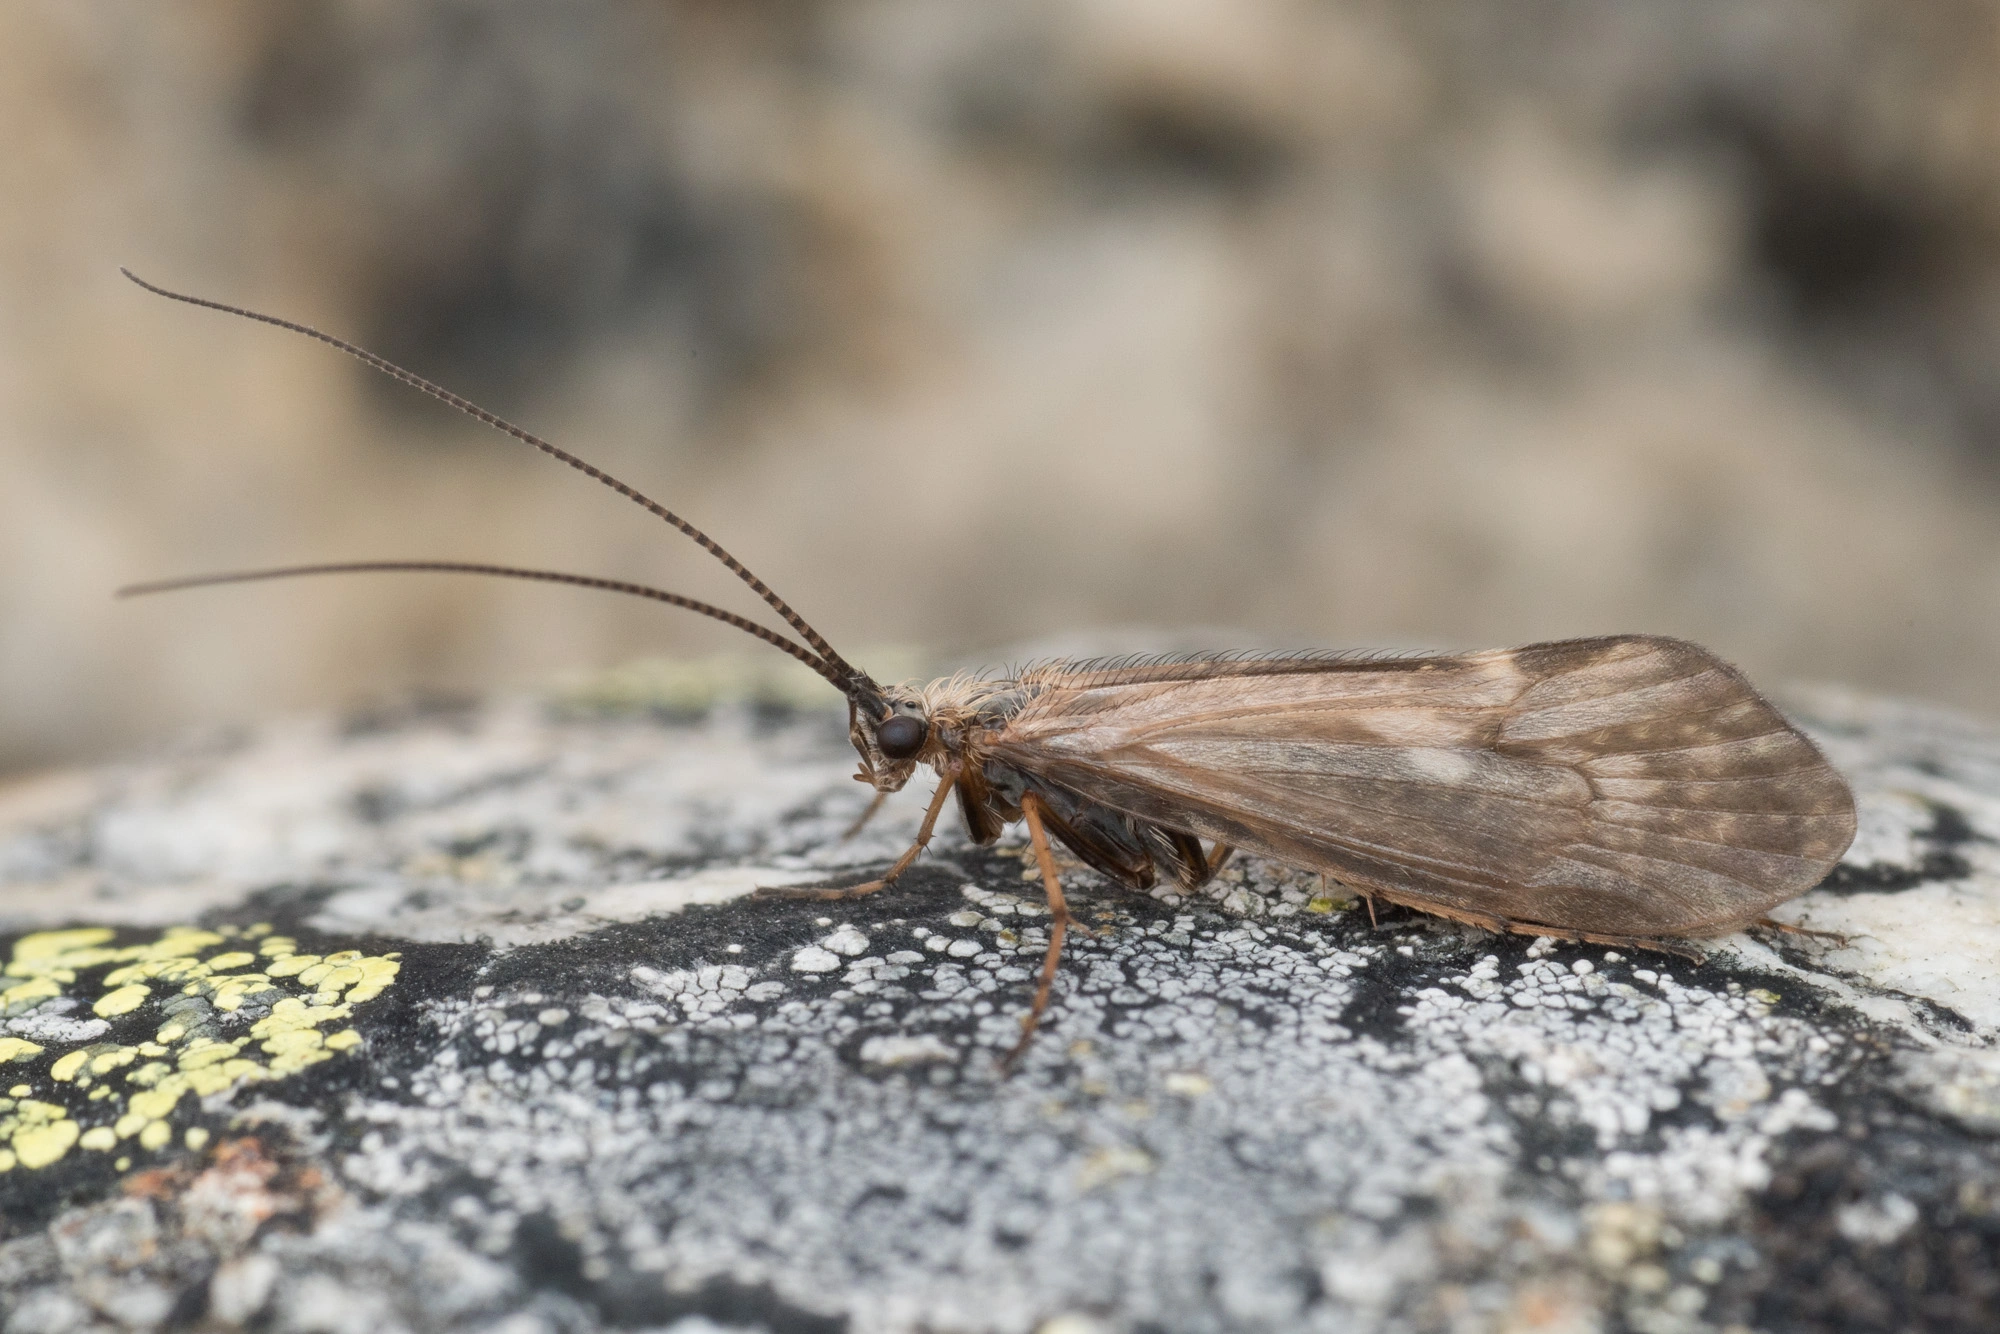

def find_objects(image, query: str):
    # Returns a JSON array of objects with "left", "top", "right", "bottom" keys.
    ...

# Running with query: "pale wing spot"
[{"left": 1501, "top": 669, "right": 1740, "bottom": 743}]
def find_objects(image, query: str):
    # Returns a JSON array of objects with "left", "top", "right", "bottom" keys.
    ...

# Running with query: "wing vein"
[{"left": 1214, "top": 768, "right": 1583, "bottom": 808}]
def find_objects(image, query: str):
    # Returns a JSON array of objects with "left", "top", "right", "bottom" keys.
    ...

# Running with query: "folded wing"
[{"left": 987, "top": 637, "right": 1855, "bottom": 935}]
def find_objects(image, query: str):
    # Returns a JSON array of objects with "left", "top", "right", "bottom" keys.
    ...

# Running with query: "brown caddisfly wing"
[{"left": 988, "top": 636, "right": 1855, "bottom": 938}]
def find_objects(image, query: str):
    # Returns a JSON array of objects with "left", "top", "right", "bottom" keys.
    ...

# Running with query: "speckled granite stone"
[{"left": 0, "top": 680, "right": 1995, "bottom": 1334}]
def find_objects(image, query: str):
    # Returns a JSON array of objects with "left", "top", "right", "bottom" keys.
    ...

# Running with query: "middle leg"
[{"left": 1002, "top": 790, "right": 1075, "bottom": 1071}]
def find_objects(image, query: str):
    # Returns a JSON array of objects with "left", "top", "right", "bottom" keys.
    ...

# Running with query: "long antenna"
[
  {"left": 117, "top": 560, "right": 850, "bottom": 691},
  {"left": 119, "top": 268, "right": 865, "bottom": 688}
]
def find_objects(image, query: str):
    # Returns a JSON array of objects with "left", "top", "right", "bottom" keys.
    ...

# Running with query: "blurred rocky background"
[{"left": 6, "top": 0, "right": 2000, "bottom": 775}]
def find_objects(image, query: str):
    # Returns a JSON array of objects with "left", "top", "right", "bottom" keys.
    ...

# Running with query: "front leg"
[
  {"left": 754, "top": 764, "right": 960, "bottom": 902},
  {"left": 841, "top": 790, "right": 889, "bottom": 842}
]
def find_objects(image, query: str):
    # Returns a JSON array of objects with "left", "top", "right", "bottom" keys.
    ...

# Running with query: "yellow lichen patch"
[
  {"left": 3, "top": 1097, "right": 77, "bottom": 1170},
  {"left": 1, "top": 976, "right": 61, "bottom": 1014},
  {"left": 131, "top": 928, "right": 226, "bottom": 960},
  {"left": 6, "top": 929, "right": 117, "bottom": 982},
  {"left": 10, "top": 926, "right": 228, "bottom": 987},
  {"left": 253, "top": 997, "right": 350, "bottom": 1032},
  {"left": 93, "top": 985, "right": 151, "bottom": 1017},
  {"left": 102, "top": 955, "right": 213, "bottom": 988},
  {"left": 13, "top": 1117, "right": 79, "bottom": 1169},
  {"left": 177, "top": 1037, "right": 246, "bottom": 1070},
  {"left": 344, "top": 956, "right": 400, "bottom": 1005},
  {"left": 297, "top": 951, "right": 366, "bottom": 995},
  {"left": 128, "top": 1084, "right": 187, "bottom": 1122},
  {"left": 12, "top": 928, "right": 114, "bottom": 961},
  {"left": 265, "top": 951, "right": 400, "bottom": 1005},
  {"left": 49, "top": 1045, "right": 141, "bottom": 1087},
  {"left": 0, "top": 922, "right": 401, "bottom": 1171},
  {"left": 90, "top": 1047, "right": 138, "bottom": 1077},
  {"left": 263, "top": 1029, "right": 332, "bottom": 1075},
  {"left": 266, "top": 954, "right": 319, "bottom": 978},
  {"left": 183, "top": 972, "right": 279, "bottom": 1013},
  {"left": 181, "top": 1060, "right": 264, "bottom": 1096},
  {"left": 248, "top": 998, "right": 355, "bottom": 1074}
]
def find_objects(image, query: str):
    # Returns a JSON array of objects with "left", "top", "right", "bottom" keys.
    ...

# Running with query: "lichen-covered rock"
[{"left": 0, "top": 685, "right": 1995, "bottom": 1332}]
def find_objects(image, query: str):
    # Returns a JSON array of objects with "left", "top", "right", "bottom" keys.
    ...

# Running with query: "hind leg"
[
  {"left": 1751, "top": 916, "right": 1849, "bottom": 946},
  {"left": 1373, "top": 893, "right": 1709, "bottom": 962}
]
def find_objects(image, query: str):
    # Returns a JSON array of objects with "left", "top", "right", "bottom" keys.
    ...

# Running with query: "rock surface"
[{"left": 0, "top": 679, "right": 1996, "bottom": 1333}]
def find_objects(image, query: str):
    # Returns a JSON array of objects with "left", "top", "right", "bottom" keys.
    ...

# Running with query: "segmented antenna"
[
  {"left": 117, "top": 560, "right": 852, "bottom": 690},
  {"left": 119, "top": 268, "right": 864, "bottom": 687}
]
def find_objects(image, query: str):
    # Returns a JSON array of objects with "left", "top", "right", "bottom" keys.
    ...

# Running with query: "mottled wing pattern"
[{"left": 986, "top": 637, "right": 1855, "bottom": 936}]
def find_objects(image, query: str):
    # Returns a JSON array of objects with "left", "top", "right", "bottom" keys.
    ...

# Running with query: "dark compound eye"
[{"left": 877, "top": 714, "right": 927, "bottom": 760}]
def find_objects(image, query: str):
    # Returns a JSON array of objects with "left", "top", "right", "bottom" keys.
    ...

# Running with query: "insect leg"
[
  {"left": 1002, "top": 791, "right": 1073, "bottom": 1071},
  {"left": 1562, "top": 930, "right": 1706, "bottom": 963},
  {"left": 1206, "top": 843, "right": 1234, "bottom": 874},
  {"left": 1751, "top": 916, "right": 1848, "bottom": 945},
  {"left": 1494, "top": 916, "right": 1708, "bottom": 962},
  {"left": 841, "top": 791, "right": 889, "bottom": 842},
  {"left": 756, "top": 767, "right": 959, "bottom": 901},
  {"left": 1322, "top": 874, "right": 1384, "bottom": 927}
]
